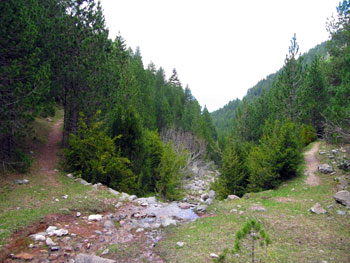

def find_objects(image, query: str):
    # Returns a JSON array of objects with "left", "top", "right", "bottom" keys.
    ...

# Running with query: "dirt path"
[
  {"left": 305, "top": 142, "right": 321, "bottom": 186},
  {"left": 37, "top": 119, "right": 63, "bottom": 185}
]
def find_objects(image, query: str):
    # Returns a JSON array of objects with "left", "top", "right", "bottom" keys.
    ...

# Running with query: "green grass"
[
  {"left": 0, "top": 110, "right": 117, "bottom": 247},
  {"left": 155, "top": 142, "right": 350, "bottom": 263}
]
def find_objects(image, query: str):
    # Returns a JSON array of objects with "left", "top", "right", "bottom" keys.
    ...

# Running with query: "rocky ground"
[{"left": 3, "top": 160, "right": 220, "bottom": 263}]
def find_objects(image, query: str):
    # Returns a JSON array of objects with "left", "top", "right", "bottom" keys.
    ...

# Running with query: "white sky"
[{"left": 99, "top": 0, "right": 339, "bottom": 112}]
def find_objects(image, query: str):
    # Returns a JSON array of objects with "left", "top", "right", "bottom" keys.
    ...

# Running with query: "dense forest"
[
  {"left": 211, "top": 1, "right": 350, "bottom": 198},
  {"left": 1, "top": 0, "right": 349, "bottom": 200},
  {"left": 0, "top": 0, "right": 217, "bottom": 199}
]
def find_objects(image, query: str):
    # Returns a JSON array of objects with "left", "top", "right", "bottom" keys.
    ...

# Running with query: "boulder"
[
  {"left": 334, "top": 190, "right": 350, "bottom": 206},
  {"left": 75, "top": 253, "right": 116, "bottom": 263},
  {"left": 318, "top": 164, "right": 333, "bottom": 174},
  {"left": 310, "top": 203, "right": 327, "bottom": 214}
]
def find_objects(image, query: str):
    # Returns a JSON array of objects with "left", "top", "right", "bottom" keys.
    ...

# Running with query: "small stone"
[
  {"left": 76, "top": 212, "right": 81, "bottom": 217},
  {"left": 94, "top": 230, "right": 102, "bottom": 235},
  {"left": 178, "top": 203, "right": 191, "bottom": 209},
  {"left": 88, "top": 214, "right": 103, "bottom": 221},
  {"left": 22, "top": 179, "right": 29, "bottom": 184},
  {"left": 310, "top": 203, "right": 327, "bottom": 214},
  {"left": 230, "top": 209, "right": 238, "bottom": 213},
  {"left": 196, "top": 204, "right": 208, "bottom": 213},
  {"left": 101, "top": 249, "right": 109, "bottom": 255},
  {"left": 66, "top": 173, "right": 74, "bottom": 178},
  {"left": 201, "top": 193, "right": 209, "bottom": 201},
  {"left": 239, "top": 211, "right": 244, "bottom": 215},
  {"left": 50, "top": 246, "right": 60, "bottom": 251},
  {"left": 176, "top": 242, "right": 184, "bottom": 248},
  {"left": 46, "top": 237, "right": 57, "bottom": 246},
  {"left": 55, "top": 198, "right": 59, "bottom": 202},
  {"left": 28, "top": 243, "right": 34, "bottom": 248},
  {"left": 318, "top": 164, "right": 334, "bottom": 174},
  {"left": 31, "top": 234, "right": 46, "bottom": 241},
  {"left": 62, "top": 195, "right": 68, "bottom": 199},
  {"left": 136, "top": 228, "right": 144, "bottom": 233},
  {"left": 337, "top": 210, "right": 346, "bottom": 215},
  {"left": 210, "top": 253, "right": 219, "bottom": 258},
  {"left": 13, "top": 252, "right": 35, "bottom": 260}
]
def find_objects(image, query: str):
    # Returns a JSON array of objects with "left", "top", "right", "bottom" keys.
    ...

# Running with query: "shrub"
[
  {"left": 156, "top": 141, "right": 186, "bottom": 200},
  {"left": 212, "top": 139, "right": 251, "bottom": 199},
  {"left": 301, "top": 124, "right": 317, "bottom": 146},
  {"left": 248, "top": 119, "right": 302, "bottom": 191},
  {"left": 65, "top": 111, "right": 136, "bottom": 193}
]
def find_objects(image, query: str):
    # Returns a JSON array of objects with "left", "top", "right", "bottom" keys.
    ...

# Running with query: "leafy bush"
[
  {"left": 248, "top": 119, "right": 302, "bottom": 191},
  {"left": 65, "top": 111, "right": 136, "bottom": 193}
]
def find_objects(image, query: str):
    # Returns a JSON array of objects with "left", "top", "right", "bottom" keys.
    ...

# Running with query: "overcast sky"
[{"left": 99, "top": 0, "right": 339, "bottom": 112}]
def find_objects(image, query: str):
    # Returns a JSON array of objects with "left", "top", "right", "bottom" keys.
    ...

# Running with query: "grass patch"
[{"left": 155, "top": 142, "right": 350, "bottom": 263}]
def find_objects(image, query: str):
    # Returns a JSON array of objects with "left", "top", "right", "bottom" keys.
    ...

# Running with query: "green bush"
[
  {"left": 212, "top": 139, "right": 251, "bottom": 199},
  {"left": 248, "top": 119, "right": 302, "bottom": 191},
  {"left": 65, "top": 111, "right": 136, "bottom": 193},
  {"left": 156, "top": 142, "right": 186, "bottom": 200},
  {"left": 301, "top": 124, "right": 317, "bottom": 146},
  {"left": 137, "top": 130, "right": 164, "bottom": 194}
]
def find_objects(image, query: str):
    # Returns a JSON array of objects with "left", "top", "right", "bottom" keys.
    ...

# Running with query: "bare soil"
[{"left": 305, "top": 142, "right": 321, "bottom": 186}]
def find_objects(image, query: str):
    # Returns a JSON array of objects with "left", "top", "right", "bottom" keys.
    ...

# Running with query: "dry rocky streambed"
[{"left": 3, "top": 161, "right": 221, "bottom": 263}]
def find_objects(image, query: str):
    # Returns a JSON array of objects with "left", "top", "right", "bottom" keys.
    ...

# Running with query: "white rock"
[
  {"left": 55, "top": 199, "right": 59, "bottom": 202},
  {"left": 46, "top": 237, "right": 57, "bottom": 246},
  {"left": 101, "top": 249, "right": 109, "bottom": 255},
  {"left": 76, "top": 212, "right": 81, "bottom": 217},
  {"left": 310, "top": 203, "right": 327, "bottom": 214},
  {"left": 88, "top": 214, "right": 103, "bottom": 221},
  {"left": 31, "top": 234, "right": 46, "bottom": 242},
  {"left": 136, "top": 228, "right": 144, "bottom": 233},
  {"left": 46, "top": 226, "right": 57, "bottom": 234},
  {"left": 66, "top": 173, "right": 74, "bottom": 178},
  {"left": 230, "top": 209, "right": 238, "bottom": 213},
  {"left": 176, "top": 242, "right": 184, "bottom": 248},
  {"left": 53, "top": 229, "right": 68, "bottom": 237},
  {"left": 161, "top": 217, "right": 177, "bottom": 227},
  {"left": 210, "top": 253, "right": 219, "bottom": 258},
  {"left": 62, "top": 195, "right": 68, "bottom": 199}
]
